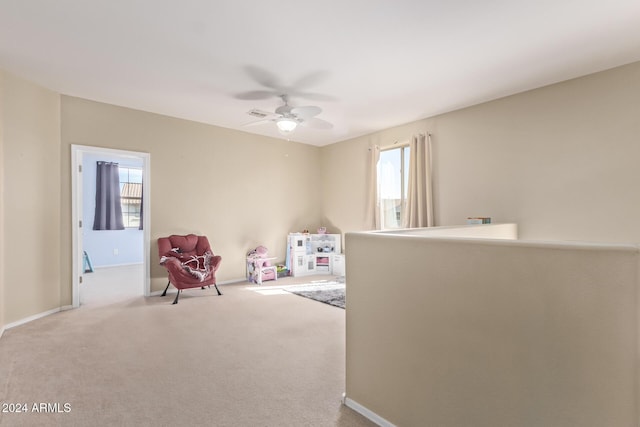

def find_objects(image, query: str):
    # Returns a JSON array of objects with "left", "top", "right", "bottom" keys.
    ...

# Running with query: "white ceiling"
[{"left": 1, "top": 1, "right": 639, "bottom": 146}]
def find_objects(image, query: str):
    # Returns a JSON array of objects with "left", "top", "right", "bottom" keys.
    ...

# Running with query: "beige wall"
[
  {"left": 1, "top": 70, "right": 61, "bottom": 324},
  {"left": 320, "top": 118, "right": 431, "bottom": 236},
  {"left": 60, "top": 96, "right": 323, "bottom": 302},
  {"left": 322, "top": 61, "right": 640, "bottom": 244},
  {"left": 346, "top": 230, "right": 640, "bottom": 426},
  {"left": 3, "top": 60, "right": 640, "bottom": 325}
]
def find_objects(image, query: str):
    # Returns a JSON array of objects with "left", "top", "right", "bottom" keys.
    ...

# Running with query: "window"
[
  {"left": 119, "top": 167, "right": 143, "bottom": 228},
  {"left": 377, "top": 145, "right": 410, "bottom": 229}
]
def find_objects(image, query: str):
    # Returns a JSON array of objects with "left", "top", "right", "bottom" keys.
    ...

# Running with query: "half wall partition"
[{"left": 345, "top": 224, "right": 639, "bottom": 427}]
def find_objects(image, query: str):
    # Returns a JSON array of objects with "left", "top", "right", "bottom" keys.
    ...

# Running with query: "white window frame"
[
  {"left": 119, "top": 166, "right": 143, "bottom": 228},
  {"left": 377, "top": 144, "right": 410, "bottom": 229}
]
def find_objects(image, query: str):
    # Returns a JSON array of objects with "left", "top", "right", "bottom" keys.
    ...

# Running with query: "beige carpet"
[
  {"left": 0, "top": 271, "right": 374, "bottom": 427},
  {"left": 80, "top": 264, "right": 145, "bottom": 307}
]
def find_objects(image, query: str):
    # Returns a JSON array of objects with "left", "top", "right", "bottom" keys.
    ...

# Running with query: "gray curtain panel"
[{"left": 93, "top": 161, "right": 125, "bottom": 230}]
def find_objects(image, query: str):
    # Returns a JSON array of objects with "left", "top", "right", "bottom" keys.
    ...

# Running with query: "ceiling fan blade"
[
  {"left": 239, "top": 67, "right": 336, "bottom": 102},
  {"left": 242, "top": 118, "right": 274, "bottom": 127},
  {"left": 300, "top": 117, "right": 333, "bottom": 130},
  {"left": 291, "top": 105, "right": 321, "bottom": 119},
  {"left": 235, "top": 90, "right": 276, "bottom": 100},
  {"left": 244, "top": 65, "right": 282, "bottom": 90}
]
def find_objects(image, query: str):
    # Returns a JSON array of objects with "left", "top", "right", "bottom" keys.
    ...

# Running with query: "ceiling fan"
[
  {"left": 235, "top": 66, "right": 337, "bottom": 102},
  {"left": 245, "top": 95, "right": 333, "bottom": 134}
]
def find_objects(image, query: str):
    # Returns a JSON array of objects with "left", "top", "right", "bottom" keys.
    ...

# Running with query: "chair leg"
[
  {"left": 213, "top": 283, "right": 222, "bottom": 296},
  {"left": 172, "top": 290, "right": 181, "bottom": 305},
  {"left": 161, "top": 280, "right": 171, "bottom": 297}
]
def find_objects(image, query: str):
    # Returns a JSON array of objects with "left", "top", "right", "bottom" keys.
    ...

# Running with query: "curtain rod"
[
  {"left": 394, "top": 132, "right": 431, "bottom": 144},
  {"left": 367, "top": 132, "right": 432, "bottom": 150}
]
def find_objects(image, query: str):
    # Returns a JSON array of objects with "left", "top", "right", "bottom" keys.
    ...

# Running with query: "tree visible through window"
[
  {"left": 377, "top": 145, "right": 410, "bottom": 229},
  {"left": 119, "top": 167, "right": 143, "bottom": 228}
]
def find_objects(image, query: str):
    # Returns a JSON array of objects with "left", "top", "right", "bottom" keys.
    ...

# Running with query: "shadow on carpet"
[{"left": 284, "top": 282, "right": 345, "bottom": 309}]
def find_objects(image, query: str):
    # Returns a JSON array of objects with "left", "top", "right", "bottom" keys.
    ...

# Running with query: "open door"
[{"left": 71, "top": 145, "right": 151, "bottom": 308}]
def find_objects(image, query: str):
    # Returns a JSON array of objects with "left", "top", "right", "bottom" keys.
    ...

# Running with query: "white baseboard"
[
  {"left": 344, "top": 396, "right": 396, "bottom": 427},
  {"left": 3, "top": 277, "right": 272, "bottom": 334},
  {"left": 4, "top": 307, "right": 62, "bottom": 331}
]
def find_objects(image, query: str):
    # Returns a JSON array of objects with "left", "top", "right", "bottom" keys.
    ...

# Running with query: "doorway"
[{"left": 71, "top": 145, "right": 151, "bottom": 308}]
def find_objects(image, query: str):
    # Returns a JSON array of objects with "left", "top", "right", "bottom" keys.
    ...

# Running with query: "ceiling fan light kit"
[
  {"left": 243, "top": 92, "right": 333, "bottom": 136},
  {"left": 276, "top": 117, "right": 298, "bottom": 133}
]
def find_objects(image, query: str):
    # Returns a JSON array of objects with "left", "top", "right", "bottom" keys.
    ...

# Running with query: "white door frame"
[{"left": 71, "top": 144, "right": 151, "bottom": 308}]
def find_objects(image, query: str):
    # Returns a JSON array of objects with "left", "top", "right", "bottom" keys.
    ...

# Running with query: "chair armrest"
[
  {"left": 160, "top": 256, "right": 184, "bottom": 274},
  {"left": 209, "top": 255, "right": 222, "bottom": 273}
]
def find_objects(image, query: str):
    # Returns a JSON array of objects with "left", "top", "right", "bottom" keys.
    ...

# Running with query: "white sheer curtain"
[
  {"left": 365, "top": 145, "right": 381, "bottom": 230},
  {"left": 403, "top": 133, "right": 434, "bottom": 228}
]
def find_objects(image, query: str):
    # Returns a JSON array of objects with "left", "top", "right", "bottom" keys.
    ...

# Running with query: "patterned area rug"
[{"left": 284, "top": 282, "right": 345, "bottom": 309}]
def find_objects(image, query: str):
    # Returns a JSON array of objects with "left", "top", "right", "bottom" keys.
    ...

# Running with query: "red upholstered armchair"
[{"left": 158, "top": 234, "right": 222, "bottom": 304}]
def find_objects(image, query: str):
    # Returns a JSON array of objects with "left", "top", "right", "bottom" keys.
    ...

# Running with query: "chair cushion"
[
  {"left": 168, "top": 234, "right": 199, "bottom": 252},
  {"left": 162, "top": 250, "right": 195, "bottom": 262},
  {"left": 160, "top": 251, "right": 214, "bottom": 282}
]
